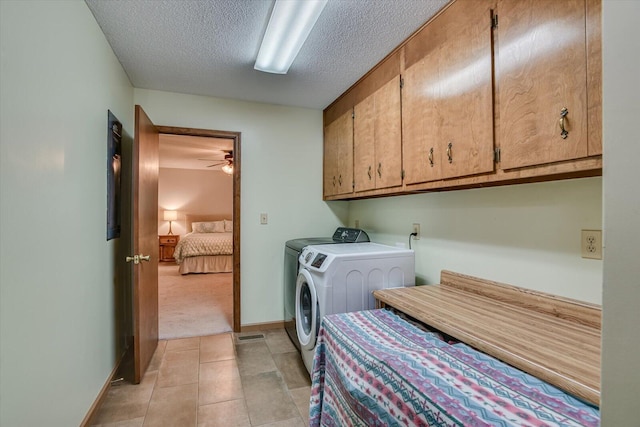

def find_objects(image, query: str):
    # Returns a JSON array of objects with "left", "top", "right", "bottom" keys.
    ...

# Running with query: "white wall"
[
  {"left": 348, "top": 178, "right": 603, "bottom": 303},
  {"left": 600, "top": 1, "right": 640, "bottom": 424},
  {"left": 158, "top": 167, "right": 233, "bottom": 236},
  {"left": 0, "top": 1, "right": 133, "bottom": 426},
  {"left": 134, "top": 89, "right": 348, "bottom": 325}
]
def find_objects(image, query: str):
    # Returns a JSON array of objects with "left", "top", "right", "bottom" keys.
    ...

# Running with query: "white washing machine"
[{"left": 295, "top": 242, "right": 415, "bottom": 374}]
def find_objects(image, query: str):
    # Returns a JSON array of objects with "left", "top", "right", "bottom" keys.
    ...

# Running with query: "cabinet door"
[
  {"left": 354, "top": 95, "right": 375, "bottom": 192},
  {"left": 403, "top": 0, "right": 493, "bottom": 183},
  {"left": 323, "top": 119, "right": 339, "bottom": 197},
  {"left": 402, "top": 58, "right": 443, "bottom": 185},
  {"left": 324, "top": 109, "right": 354, "bottom": 196},
  {"left": 497, "top": 0, "right": 588, "bottom": 169},
  {"left": 438, "top": 0, "right": 494, "bottom": 179},
  {"left": 354, "top": 76, "right": 402, "bottom": 193},
  {"left": 374, "top": 76, "right": 403, "bottom": 189}
]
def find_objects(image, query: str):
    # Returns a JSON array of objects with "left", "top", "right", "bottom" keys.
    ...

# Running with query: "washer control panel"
[
  {"left": 311, "top": 253, "right": 327, "bottom": 268},
  {"left": 299, "top": 247, "right": 332, "bottom": 272},
  {"left": 332, "top": 227, "right": 369, "bottom": 243}
]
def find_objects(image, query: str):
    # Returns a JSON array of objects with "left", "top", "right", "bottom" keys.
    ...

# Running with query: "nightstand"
[{"left": 159, "top": 235, "right": 180, "bottom": 262}]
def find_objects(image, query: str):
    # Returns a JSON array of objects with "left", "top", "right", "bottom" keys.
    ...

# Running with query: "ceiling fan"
[{"left": 198, "top": 150, "right": 234, "bottom": 174}]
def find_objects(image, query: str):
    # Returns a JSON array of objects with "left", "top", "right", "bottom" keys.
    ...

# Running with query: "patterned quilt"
[
  {"left": 310, "top": 309, "right": 599, "bottom": 427},
  {"left": 173, "top": 232, "right": 233, "bottom": 263}
]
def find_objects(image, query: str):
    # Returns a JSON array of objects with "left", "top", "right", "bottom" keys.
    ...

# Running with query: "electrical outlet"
[
  {"left": 412, "top": 223, "right": 420, "bottom": 240},
  {"left": 581, "top": 229, "right": 602, "bottom": 259},
  {"left": 260, "top": 213, "right": 268, "bottom": 225}
]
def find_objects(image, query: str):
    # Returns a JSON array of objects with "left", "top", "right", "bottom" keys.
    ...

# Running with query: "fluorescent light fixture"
[{"left": 255, "top": 0, "right": 328, "bottom": 74}]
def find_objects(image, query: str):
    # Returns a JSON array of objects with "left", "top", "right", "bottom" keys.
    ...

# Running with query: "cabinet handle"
[
  {"left": 559, "top": 107, "right": 569, "bottom": 139},
  {"left": 447, "top": 142, "right": 453, "bottom": 164},
  {"left": 428, "top": 147, "right": 434, "bottom": 167},
  {"left": 367, "top": 165, "right": 372, "bottom": 180},
  {"left": 338, "top": 174, "right": 342, "bottom": 186},
  {"left": 377, "top": 162, "right": 382, "bottom": 178},
  {"left": 332, "top": 176, "right": 336, "bottom": 187}
]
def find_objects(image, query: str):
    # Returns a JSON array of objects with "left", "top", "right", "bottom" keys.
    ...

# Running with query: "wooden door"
[
  {"left": 132, "top": 105, "right": 159, "bottom": 383},
  {"left": 402, "top": 0, "right": 493, "bottom": 183},
  {"left": 336, "top": 111, "right": 354, "bottom": 195},
  {"left": 354, "top": 76, "right": 402, "bottom": 193},
  {"left": 324, "top": 109, "right": 354, "bottom": 196},
  {"left": 497, "top": 0, "right": 588, "bottom": 169},
  {"left": 323, "top": 117, "right": 339, "bottom": 197},
  {"left": 374, "top": 76, "right": 402, "bottom": 189},
  {"left": 402, "top": 58, "right": 443, "bottom": 185},
  {"left": 353, "top": 94, "right": 375, "bottom": 192},
  {"left": 322, "top": 124, "right": 335, "bottom": 198},
  {"left": 438, "top": 0, "right": 494, "bottom": 179}
]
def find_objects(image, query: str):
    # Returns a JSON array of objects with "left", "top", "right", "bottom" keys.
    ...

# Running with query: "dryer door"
[{"left": 295, "top": 269, "right": 319, "bottom": 350}]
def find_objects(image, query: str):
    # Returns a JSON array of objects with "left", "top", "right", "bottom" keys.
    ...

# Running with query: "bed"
[{"left": 173, "top": 215, "right": 233, "bottom": 274}]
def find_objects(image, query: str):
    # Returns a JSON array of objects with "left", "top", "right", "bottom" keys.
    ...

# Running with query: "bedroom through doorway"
[{"left": 156, "top": 129, "right": 240, "bottom": 339}]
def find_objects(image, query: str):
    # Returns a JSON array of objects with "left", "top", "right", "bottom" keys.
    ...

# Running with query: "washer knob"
[{"left": 305, "top": 252, "right": 313, "bottom": 263}]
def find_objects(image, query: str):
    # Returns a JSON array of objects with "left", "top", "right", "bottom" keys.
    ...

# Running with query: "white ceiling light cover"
[{"left": 255, "top": 0, "right": 328, "bottom": 74}]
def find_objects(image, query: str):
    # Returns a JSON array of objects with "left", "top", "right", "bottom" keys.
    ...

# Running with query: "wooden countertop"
[{"left": 373, "top": 271, "right": 601, "bottom": 406}]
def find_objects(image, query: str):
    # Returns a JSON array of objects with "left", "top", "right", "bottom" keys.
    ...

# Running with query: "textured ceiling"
[
  {"left": 85, "top": 0, "right": 449, "bottom": 110},
  {"left": 159, "top": 134, "right": 233, "bottom": 170}
]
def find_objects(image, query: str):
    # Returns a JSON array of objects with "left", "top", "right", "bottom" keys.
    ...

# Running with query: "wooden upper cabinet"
[
  {"left": 374, "top": 76, "right": 403, "bottom": 189},
  {"left": 402, "top": 58, "right": 443, "bottom": 184},
  {"left": 323, "top": 0, "right": 601, "bottom": 200},
  {"left": 323, "top": 109, "right": 354, "bottom": 197},
  {"left": 497, "top": 0, "right": 589, "bottom": 169},
  {"left": 354, "top": 94, "right": 376, "bottom": 192},
  {"left": 586, "top": 0, "right": 602, "bottom": 156},
  {"left": 354, "top": 76, "right": 403, "bottom": 192},
  {"left": 402, "top": 0, "right": 494, "bottom": 184}
]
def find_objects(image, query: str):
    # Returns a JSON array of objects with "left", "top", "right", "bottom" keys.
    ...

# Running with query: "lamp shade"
[{"left": 163, "top": 210, "right": 178, "bottom": 221}]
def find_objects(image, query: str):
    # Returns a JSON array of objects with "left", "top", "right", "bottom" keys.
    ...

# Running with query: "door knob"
[{"left": 126, "top": 254, "right": 151, "bottom": 264}]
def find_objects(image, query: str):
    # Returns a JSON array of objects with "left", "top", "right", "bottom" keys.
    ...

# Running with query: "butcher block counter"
[{"left": 373, "top": 270, "right": 602, "bottom": 406}]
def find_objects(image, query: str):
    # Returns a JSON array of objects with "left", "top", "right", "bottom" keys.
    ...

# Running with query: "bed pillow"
[
  {"left": 224, "top": 219, "right": 233, "bottom": 232},
  {"left": 192, "top": 220, "right": 225, "bottom": 233}
]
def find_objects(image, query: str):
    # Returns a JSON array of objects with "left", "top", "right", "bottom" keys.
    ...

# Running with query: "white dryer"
[{"left": 295, "top": 242, "right": 415, "bottom": 374}]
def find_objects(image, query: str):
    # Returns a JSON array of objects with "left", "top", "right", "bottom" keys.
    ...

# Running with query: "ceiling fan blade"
[{"left": 207, "top": 163, "right": 225, "bottom": 168}]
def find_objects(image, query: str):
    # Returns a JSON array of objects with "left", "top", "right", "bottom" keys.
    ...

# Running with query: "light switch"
[{"left": 260, "top": 213, "right": 268, "bottom": 225}]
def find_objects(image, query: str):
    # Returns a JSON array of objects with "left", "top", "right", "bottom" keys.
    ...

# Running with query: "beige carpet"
[{"left": 158, "top": 263, "right": 233, "bottom": 339}]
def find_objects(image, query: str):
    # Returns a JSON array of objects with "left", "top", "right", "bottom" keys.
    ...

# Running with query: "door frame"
[{"left": 157, "top": 125, "right": 241, "bottom": 332}]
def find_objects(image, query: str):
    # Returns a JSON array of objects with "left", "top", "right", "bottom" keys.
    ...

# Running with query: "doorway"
[{"left": 157, "top": 125, "right": 241, "bottom": 334}]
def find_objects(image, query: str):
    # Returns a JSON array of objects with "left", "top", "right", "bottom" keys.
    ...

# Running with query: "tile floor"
[{"left": 92, "top": 329, "right": 311, "bottom": 426}]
